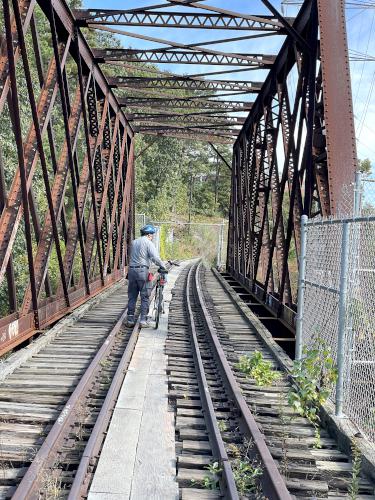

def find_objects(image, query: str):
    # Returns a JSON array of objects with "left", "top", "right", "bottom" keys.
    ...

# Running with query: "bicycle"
[{"left": 152, "top": 261, "right": 179, "bottom": 329}]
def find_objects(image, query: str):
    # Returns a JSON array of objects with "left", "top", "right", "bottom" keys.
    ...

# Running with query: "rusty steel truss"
[
  {"left": 0, "top": 0, "right": 357, "bottom": 354},
  {"left": 0, "top": 0, "right": 134, "bottom": 354},
  {"left": 227, "top": 0, "right": 357, "bottom": 329}
]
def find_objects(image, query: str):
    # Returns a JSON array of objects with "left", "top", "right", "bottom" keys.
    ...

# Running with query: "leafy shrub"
[{"left": 236, "top": 351, "right": 281, "bottom": 386}]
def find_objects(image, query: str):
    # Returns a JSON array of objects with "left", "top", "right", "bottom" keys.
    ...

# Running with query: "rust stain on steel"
[
  {"left": 0, "top": 0, "right": 134, "bottom": 357},
  {"left": 113, "top": 139, "right": 135, "bottom": 270},
  {"left": 317, "top": 0, "right": 357, "bottom": 213},
  {"left": 56, "top": 97, "right": 110, "bottom": 297},
  {"left": 0, "top": 0, "right": 36, "bottom": 113},
  {"left": 0, "top": 271, "right": 123, "bottom": 356},
  {"left": 0, "top": 43, "right": 71, "bottom": 289},
  {"left": 21, "top": 86, "right": 83, "bottom": 314},
  {"left": 102, "top": 133, "right": 128, "bottom": 274}
]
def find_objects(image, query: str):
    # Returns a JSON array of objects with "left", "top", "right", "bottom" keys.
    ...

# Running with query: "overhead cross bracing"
[
  {"left": 108, "top": 76, "right": 263, "bottom": 93},
  {"left": 94, "top": 49, "right": 276, "bottom": 67},
  {"left": 78, "top": 1, "right": 290, "bottom": 143},
  {"left": 119, "top": 97, "right": 252, "bottom": 110},
  {"left": 0, "top": 0, "right": 359, "bottom": 354},
  {"left": 75, "top": 8, "right": 293, "bottom": 31}
]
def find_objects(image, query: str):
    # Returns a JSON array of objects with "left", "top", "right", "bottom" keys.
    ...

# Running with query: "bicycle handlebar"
[{"left": 167, "top": 260, "right": 180, "bottom": 266}]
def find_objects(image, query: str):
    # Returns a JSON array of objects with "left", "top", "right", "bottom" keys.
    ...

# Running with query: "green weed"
[
  {"left": 202, "top": 461, "right": 222, "bottom": 490},
  {"left": 349, "top": 440, "right": 362, "bottom": 500},
  {"left": 236, "top": 351, "right": 280, "bottom": 386},
  {"left": 288, "top": 339, "right": 337, "bottom": 448}
]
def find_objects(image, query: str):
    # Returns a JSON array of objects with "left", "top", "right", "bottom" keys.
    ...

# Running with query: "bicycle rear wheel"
[{"left": 154, "top": 286, "right": 164, "bottom": 329}]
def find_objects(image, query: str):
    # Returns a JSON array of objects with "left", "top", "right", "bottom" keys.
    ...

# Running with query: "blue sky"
[{"left": 83, "top": 0, "right": 375, "bottom": 166}]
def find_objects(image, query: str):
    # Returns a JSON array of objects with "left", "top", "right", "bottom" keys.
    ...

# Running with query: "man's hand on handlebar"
[{"left": 158, "top": 267, "right": 168, "bottom": 274}]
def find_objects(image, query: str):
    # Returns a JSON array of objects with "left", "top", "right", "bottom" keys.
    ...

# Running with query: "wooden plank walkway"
[{"left": 88, "top": 263, "right": 191, "bottom": 500}]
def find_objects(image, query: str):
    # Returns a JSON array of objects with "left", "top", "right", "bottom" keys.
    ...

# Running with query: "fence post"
[
  {"left": 354, "top": 171, "right": 362, "bottom": 217},
  {"left": 336, "top": 221, "right": 350, "bottom": 417},
  {"left": 216, "top": 220, "right": 225, "bottom": 268},
  {"left": 295, "top": 214, "right": 308, "bottom": 360}
]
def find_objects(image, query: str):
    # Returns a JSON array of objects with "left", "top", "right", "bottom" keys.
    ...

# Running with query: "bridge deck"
[{"left": 0, "top": 261, "right": 374, "bottom": 499}]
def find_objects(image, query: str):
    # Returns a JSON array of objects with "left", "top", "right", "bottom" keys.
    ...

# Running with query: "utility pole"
[
  {"left": 214, "top": 153, "right": 220, "bottom": 207},
  {"left": 188, "top": 169, "right": 194, "bottom": 233}
]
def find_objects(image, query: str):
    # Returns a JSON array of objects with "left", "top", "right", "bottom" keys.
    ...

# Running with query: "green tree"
[{"left": 358, "top": 158, "right": 372, "bottom": 176}]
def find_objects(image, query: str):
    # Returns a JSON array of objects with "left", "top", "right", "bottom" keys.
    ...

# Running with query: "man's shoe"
[
  {"left": 140, "top": 319, "right": 151, "bottom": 328},
  {"left": 126, "top": 317, "right": 135, "bottom": 327}
]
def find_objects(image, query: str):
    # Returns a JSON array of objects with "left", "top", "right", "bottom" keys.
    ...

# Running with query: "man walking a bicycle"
[{"left": 126, "top": 224, "right": 167, "bottom": 328}]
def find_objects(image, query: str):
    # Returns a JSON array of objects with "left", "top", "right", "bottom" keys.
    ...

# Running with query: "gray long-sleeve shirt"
[{"left": 129, "top": 236, "right": 164, "bottom": 268}]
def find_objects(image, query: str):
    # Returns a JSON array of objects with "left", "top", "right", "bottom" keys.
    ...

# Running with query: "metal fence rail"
[{"left": 297, "top": 205, "right": 375, "bottom": 451}]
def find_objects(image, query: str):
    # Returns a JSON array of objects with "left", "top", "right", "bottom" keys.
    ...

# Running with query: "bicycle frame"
[{"left": 153, "top": 271, "right": 168, "bottom": 328}]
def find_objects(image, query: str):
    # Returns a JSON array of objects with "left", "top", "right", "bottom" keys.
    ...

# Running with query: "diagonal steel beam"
[
  {"left": 208, "top": 142, "right": 231, "bottom": 171},
  {"left": 21, "top": 85, "right": 84, "bottom": 314},
  {"left": 0, "top": 43, "right": 71, "bottom": 290},
  {"left": 102, "top": 134, "right": 128, "bottom": 274},
  {"left": 11, "top": 0, "right": 70, "bottom": 309},
  {"left": 113, "top": 140, "right": 135, "bottom": 271},
  {"left": 0, "top": 0, "right": 36, "bottom": 114},
  {"left": 91, "top": 24, "right": 276, "bottom": 66},
  {"left": 55, "top": 97, "right": 110, "bottom": 298}
]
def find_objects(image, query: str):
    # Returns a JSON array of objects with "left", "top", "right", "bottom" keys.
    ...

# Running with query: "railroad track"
[
  {"left": 0, "top": 261, "right": 373, "bottom": 499},
  {"left": 168, "top": 262, "right": 375, "bottom": 499},
  {"left": 0, "top": 282, "right": 140, "bottom": 499}
]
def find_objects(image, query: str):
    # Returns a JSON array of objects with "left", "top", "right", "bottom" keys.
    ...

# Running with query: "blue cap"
[{"left": 140, "top": 224, "right": 156, "bottom": 235}]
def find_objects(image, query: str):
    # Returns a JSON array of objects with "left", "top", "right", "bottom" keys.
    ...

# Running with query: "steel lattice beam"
[
  {"left": 75, "top": 8, "right": 290, "bottom": 31},
  {"left": 135, "top": 124, "right": 238, "bottom": 135},
  {"left": 131, "top": 115, "right": 243, "bottom": 127},
  {"left": 94, "top": 48, "right": 276, "bottom": 67},
  {"left": 141, "top": 129, "right": 233, "bottom": 144},
  {"left": 108, "top": 76, "right": 262, "bottom": 93},
  {"left": 119, "top": 97, "right": 252, "bottom": 111}
]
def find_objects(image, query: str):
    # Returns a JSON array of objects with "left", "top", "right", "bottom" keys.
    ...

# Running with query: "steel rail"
[
  {"left": 193, "top": 262, "right": 292, "bottom": 500},
  {"left": 12, "top": 266, "right": 169, "bottom": 498},
  {"left": 68, "top": 313, "right": 143, "bottom": 499},
  {"left": 12, "top": 302, "right": 135, "bottom": 498},
  {"left": 186, "top": 263, "right": 239, "bottom": 500}
]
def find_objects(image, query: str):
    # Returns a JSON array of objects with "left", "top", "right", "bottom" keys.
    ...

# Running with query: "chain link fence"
[
  {"left": 338, "top": 173, "right": 375, "bottom": 216},
  {"left": 297, "top": 174, "right": 375, "bottom": 454}
]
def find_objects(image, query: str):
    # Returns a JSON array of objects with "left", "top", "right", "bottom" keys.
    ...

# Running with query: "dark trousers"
[{"left": 127, "top": 268, "right": 150, "bottom": 320}]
